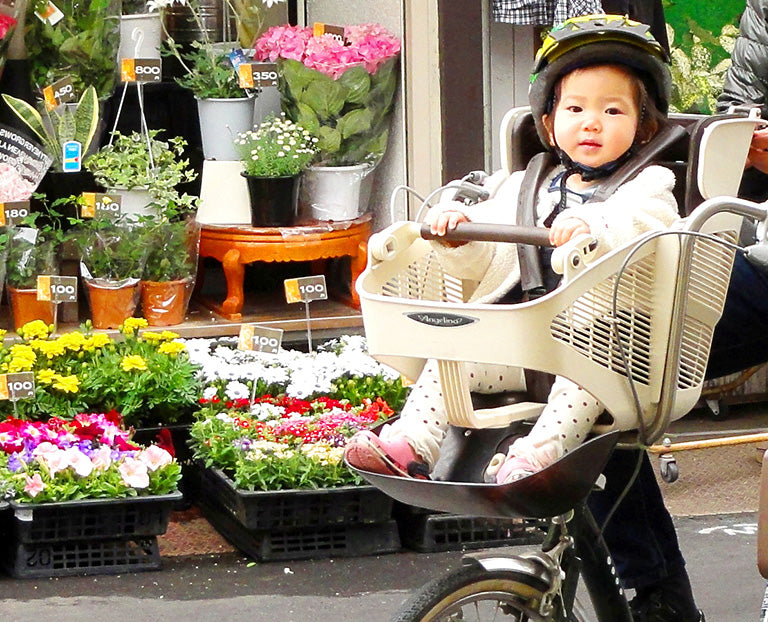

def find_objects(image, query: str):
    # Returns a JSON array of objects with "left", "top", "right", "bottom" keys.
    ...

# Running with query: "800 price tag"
[
  {"left": 284, "top": 275, "right": 328, "bottom": 304},
  {"left": 0, "top": 201, "right": 30, "bottom": 226},
  {"left": 121, "top": 58, "right": 162, "bottom": 83},
  {"left": 0, "top": 372, "right": 36, "bottom": 401},
  {"left": 37, "top": 275, "right": 78, "bottom": 303}
]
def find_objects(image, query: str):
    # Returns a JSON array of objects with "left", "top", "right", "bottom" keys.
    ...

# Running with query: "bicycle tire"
[{"left": 392, "top": 563, "right": 555, "bottom": 622}]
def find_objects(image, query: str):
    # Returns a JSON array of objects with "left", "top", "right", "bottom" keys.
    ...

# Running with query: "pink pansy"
[
  {"left": 118, "top": 458, "right": 150, "bottom": 489},
  {"left": 91, "top": 446, "right": 113, "bottom": 471},
  {"left": 63, "top": 447, "right": 94, "bottom": 478},
  {"left": 138, "top": 445, "right": 173, "bottom": 472},
  {"left": 24, "top": 473, "right": 45, "bottom": 498}
]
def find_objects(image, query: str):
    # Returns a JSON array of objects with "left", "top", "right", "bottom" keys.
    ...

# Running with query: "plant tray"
[
  {"left": 197, "top": 464, "right": 393, "bottom": 530},
  {"left": 394, "top": 503, "right": 547, "bottom": 553},
  {"left": 7, "top": 492, "right": 182, "bottom": 543},
  {"left": 5, "top": 536, "right": 162, "bottom": 578},
  {"left": 198, "top": 492, "right": 401, "bottom": 562}
]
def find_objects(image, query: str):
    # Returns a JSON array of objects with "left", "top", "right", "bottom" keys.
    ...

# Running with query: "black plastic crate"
[
  {"left": 5, "top": 536, "right": 162, "bottom": 578},
  {"left": 198, "top": 492, "right": 401, "bottom": 561},
  {"left": 197, "top": 464, "right": 393, "bottom": 530},
  {"left": 394, "top": 503, "right": 547, "bottom": 553},
  {"left": 8, "top": 493, "right": 182, "bottom": 543}
]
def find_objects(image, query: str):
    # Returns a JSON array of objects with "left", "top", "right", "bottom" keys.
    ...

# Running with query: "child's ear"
[{"left": 542, "top": 114, "right": 556, "bottom": 146}]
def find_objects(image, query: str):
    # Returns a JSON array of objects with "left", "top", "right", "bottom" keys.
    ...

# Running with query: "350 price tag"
[
  {"left": 37, "top": 275, "right": 78, "bottom": 303},
  {"left": 121, "top": 58, "right": 162, "bottom": 83},
  {"left": 284, "top": 275, "right": 328, "bottom": 304},
  {"left": 81, "top": 192, "right": 122, "bottom": 219},
  {"left": 238, "top": 62, "right": 279, "bottom": 89},
  {"left": 0, "top": 372, "right": 36, "bottom": 401},
  {"left": 42, "top": 76, "right": 76, "bottom": 111},
  {"left": 238, "top": 324, "right": 283, "bottom": 353},
  {"left": 0, "top": 200, "right": 30, "bottom": 226}
]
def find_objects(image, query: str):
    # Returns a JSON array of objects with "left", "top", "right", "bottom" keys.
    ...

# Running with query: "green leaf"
[
  {"left": 295, "top": 102, "right": 320, "bottom": 134},
  {"left": 1, "top": 94, "right": 56, "bottom": 154},
  {"left": 337, "top": 108, "right": 374, "bottom": 139},
  {"left": 337, "top": 65, "right": 371, "bottom": 105},
  {"left": 73, "top": 86, "right": 99, "bottom": 153},
  {"left": 317, "top": 126, "right": 342, "bottom": 154},
  {"left": 280, "top": 58, "right": 317, "bottom": 94},
  {"left": 57, "top": 107, "right": 76, "bottom": 144},
  {"left": 301, "top": 77, "right": 346, "bottom": 121}
]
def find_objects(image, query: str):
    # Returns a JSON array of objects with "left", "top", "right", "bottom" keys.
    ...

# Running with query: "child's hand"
[
  {"left": 427, "top": 209, "right": 470, "bottom": 236},
  {"left": 549, "top": 217, "right": 590, "bottom": 246}
]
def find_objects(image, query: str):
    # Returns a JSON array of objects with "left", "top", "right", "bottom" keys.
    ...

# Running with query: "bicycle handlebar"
[{"left": 419, "top": 222, "right": 554, "bottom": 247}]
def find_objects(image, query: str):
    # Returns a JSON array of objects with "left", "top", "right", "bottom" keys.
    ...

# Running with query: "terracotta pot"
[
  {"left": 140, "top": 278, "right": 189, "bottom": 326},
  {"left": 8, "top": 286, "right": 56, "bottom": 332},
  {"left": 85, "top": 281, "right": 140, "bottom": 329}
]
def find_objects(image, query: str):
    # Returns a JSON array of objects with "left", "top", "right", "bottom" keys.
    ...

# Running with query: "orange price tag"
[
  {"left": 0, "top": 208, "right": 4, "bottom": 227},
  {"left": 121, "top": 58, "right": 137, "bottom": 82},
  {"left": 36, "top": 275, "right": 52, "bottom": 302},
  {"left": 238, "top": 64, "right": 254, "bottom": 89},
  {"left": 238, "top": 324, "right": 255, "bottom": 350},
  {"left": 284, "top": 278, "right": 302, "bottom": 304},
  {"left": 0, "top": 375, "right": 8, "bottom": 401}
]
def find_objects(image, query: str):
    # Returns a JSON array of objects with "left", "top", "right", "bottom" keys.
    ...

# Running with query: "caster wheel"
[
  {"left": 660, "top": 454, "right": 679, "bottom": 483},
  {"left": 704, "top": 398, "right": 729, "bottom": 421}
]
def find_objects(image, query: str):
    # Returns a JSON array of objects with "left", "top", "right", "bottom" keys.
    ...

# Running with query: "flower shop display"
[
  {"left": 0, "top": 413, "right": 182, "bottom": 577},
  {"left": 68, "top": 218, "right": 150, "bottom": 329},
  {"left": 255, "top": 23, "right": 401, "bottom": 221},
  {"left": 234, "top": 114, "right": 318, "bottom": 226},
  {"left": 25, "top": 0, "right": 121, "bottom": 99},
  {"left": 84, "top": 130, "right": 198, "bottom": 219},
  {"left": 0, "top": 319, "right": 202, "bottom": 428},
  {"left": 139, "top": 214, "right": 201, "bottom": 326}
]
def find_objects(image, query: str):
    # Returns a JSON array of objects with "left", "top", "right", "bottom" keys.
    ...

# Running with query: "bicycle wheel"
[{"left": 392, "top": 563, "right": 553, "bottom": 622}]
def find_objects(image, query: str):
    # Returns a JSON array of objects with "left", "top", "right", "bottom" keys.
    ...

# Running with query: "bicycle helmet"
[{"left": 529, "top": 13, "right": 672, "bottom": 153}]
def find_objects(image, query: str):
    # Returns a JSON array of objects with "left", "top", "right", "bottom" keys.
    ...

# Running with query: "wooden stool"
[{"left": 196, "top": 214, "right": 372, "bottom": 321}]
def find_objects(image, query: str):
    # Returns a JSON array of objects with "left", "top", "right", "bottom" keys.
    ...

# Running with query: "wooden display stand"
[{"left": 196, "top": 214, "right": 372, "bottom": 321}]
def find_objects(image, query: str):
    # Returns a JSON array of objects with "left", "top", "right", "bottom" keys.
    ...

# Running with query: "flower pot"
[
  {"left": 298, "top": 164, "right": 375, "bottom": 222},
  {"left": 85, "top": 280, "right": 140, "bottom": 329},
  {"left": 241, "top": 173, "right": 297, "bottom": 227},
  {"left": 140, "top": 277, "right": 191, "bottom": 326},
  {"left": 119, "top": 13, "right": 162, "bottom": 62},
  {"left": 196, "top": 95, "right": 256, "bottom": 161},
  {"left": 8, "top": 286, "right": 55, "bottom": 331}
]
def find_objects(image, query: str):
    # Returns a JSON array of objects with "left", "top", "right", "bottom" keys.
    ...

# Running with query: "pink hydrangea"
[{"left": 254, "top": 24, "right": 312, "bottom": 62}]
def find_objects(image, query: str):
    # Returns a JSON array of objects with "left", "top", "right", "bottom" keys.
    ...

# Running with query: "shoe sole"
[{"left": 347, "top": 435, "right": 411, "bottom": 478}]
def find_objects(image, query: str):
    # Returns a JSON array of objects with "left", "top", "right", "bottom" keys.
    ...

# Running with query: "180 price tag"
[
  {"left": 0, "top": 201, "right": 30, "bottom": 226},
  {"left": 121, "top": 58, "right": 162, "bottom": 83},
  {"left": 37, "top": 275, "right": 78, "bottom": 303},
  {"left": 238, "top": 324, "right": 283, "bottom": 354},
  {"left": 0, "top": 372, "right": 36, "bottom": 401},
  {"left": 81, "top": 192, "right": 122, "bottom": 218},
  {"left": 284, "top": 275, "right": 328, "bottom": 304}
]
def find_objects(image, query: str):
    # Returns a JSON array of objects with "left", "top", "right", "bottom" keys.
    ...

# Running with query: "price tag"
[
  {"left": 0, "top": 200, "right": 30, "bottom": 226},
  {"left": 81, "top": 192, "right": 122, "bottom": 219},
  {"left": 239, "top": 324, "right": 283, "bottom": 353},
  {"left": 42, "top": 76, "right": 76, "bottom": 111},
  {"left": 238, "top": 62, "right": 279, "bottom": 89},
  {"left": 37, "top": 275, "right": 78, "bottom": 303},
  {"left": 284, "top": 275, "right": 328, "bottom": 304},
  {"left": 313, "top": 22, "right": 347, "bottom": 44},
  {"left": 34, "top": 0, "right": 64, "bottom": 25},
  {"left": 0, "top": 372, "right": 36, "bottom": 401},
  {"left": 120, "top": 58, "right": 162, "bottom": 83}
]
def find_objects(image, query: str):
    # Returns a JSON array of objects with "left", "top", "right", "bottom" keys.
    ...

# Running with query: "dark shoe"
[
  {"left": 344, "top": 431, "right": 430, "bottom": 479},
  {"left": 629, "top": 590, "right": 705, "bottom": 622}
]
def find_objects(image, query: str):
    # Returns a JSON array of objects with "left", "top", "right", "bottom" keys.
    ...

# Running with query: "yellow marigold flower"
[
  {"left": 0, "top": 329, "right": 6, "bottom": 341},
  {"left": 141, "top": 331, "right": 163, "bottom": 343},
  {"left": 121, "top": 354, "right": 148, "bottom": 372},
  {"left": 159, "top": 331, "right": 180, "bottom": 342},
  {"left": 158, "top": 341, "right": 186, "bottom": 356},
  {"left": 7, "top": 345, "right": 36, "bottom": 372},
  {"left": 57, "top": 332, "right": 87, "bottom": 352},
  {"left": 83, "top": 333, "right": 111, "bottom": 351},
  {"left": 18, "top": 320, "right": 51, "bottom": 341},
  {"left": 52, "top": 374, "right": 80, "bottom": 393},
  {"left": 121, "top": 318, "right": 148, "bottom": 335},
  {"left": 36, "top": 369, "right": 57, "bottom": 385},
  {"left": 30, "top": 339, "right": 65, "bottom": 359}
]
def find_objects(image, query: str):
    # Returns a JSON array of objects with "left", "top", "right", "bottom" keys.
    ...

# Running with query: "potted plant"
[
  {"left": 68, "top": 217, "right": 150, "bottom": 329},
  {"left": 83, "top": 130, "right": 197, "bottom": 219},
  {"left": 139, "top": 206, "right": 200, "bottom": 326},
  {"left": 254, "top": 23, "right": 401, "bottom": 220},
  {"left": 234, "top": 114, "right": 317, "bottom": 226},
  {"left": 25, "top": 0, "right": 121, "bottom": 100}
]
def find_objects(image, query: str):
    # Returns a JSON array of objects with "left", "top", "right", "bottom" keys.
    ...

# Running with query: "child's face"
[{"left": 545, "top": 64, "right": 640, "bottom": 171}]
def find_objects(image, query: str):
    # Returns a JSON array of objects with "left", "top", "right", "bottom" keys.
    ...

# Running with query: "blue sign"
[{"left": 62, "top": 140, "right": 82, "bottom": 172}]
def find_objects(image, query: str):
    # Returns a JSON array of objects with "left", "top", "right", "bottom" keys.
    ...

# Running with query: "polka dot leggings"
[{"left": 379, "top": 360, "right": 602, "bottom": 473}]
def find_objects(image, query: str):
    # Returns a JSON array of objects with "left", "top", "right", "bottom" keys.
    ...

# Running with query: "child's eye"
[
  {"left": 566, "top": 105, "right": 583, "bottom": 113},
  {"left": 605, "top": 107, "right": 623, "bottom": 115}
]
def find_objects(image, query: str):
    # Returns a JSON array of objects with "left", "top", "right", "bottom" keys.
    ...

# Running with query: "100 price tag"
[
  {"left": 0, "top": 372, "right": 36, "bottom": 401},
  {"left": 238, "top": 324, "right": 284, "bottom": 354},
  {"left": 284, "top": 275, "right": 328, "bottom": 304},
  {"left": 37, "top": 275, "right": 78, "bottom": 303}
]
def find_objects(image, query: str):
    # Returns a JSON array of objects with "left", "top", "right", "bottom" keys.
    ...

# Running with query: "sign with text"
[
  {"left": 0, "top": 200, "right": 30, "bottom": 226},
  {"left": 238, "top": 62, "right": 279, "bottom": 89},
  {"left": 0, "top": 124, "right": 53, "bottom": 189},
  {"left": 121, "top": 58, "right": 162, "bottom": 83},
  {"left": 42, "top": 76, "right": 76, "bottom": 111},
  {"left": 0, "top": 372, "right": 36, "bottom": 401},
  {"left": 81, "top": 192, "right": 122, "bottom": 219},
  {"left": 313, "top": 22, "right": 347, "bottom": 44},
  {"left": 238, "top": 324, "right": 283, "bottom": 354},
  {"left": 284, "top": 275, "right": 328, "bottom": 304},
  {"left": 37, "top": 275, "right": 78, "bottom": 303}
]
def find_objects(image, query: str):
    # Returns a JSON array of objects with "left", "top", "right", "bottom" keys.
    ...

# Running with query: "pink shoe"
[
  {"left": 495, "top": 455, "right": 539, "bottom": 484},
  {"left": 345, "top": 430, "right": 429, "bottom": 479}
]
